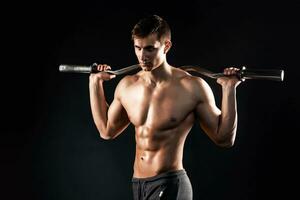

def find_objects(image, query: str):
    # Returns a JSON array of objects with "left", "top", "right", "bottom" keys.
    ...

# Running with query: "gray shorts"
[{"left": 132, "top": 169, "right": 193, "bottom": 200}]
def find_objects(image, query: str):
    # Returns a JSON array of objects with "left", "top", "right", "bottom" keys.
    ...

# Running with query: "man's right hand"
[{"left": 89, "top": 64, "right": 116, "bottom": 83}]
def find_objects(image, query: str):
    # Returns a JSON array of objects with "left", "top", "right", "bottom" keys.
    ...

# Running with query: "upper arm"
[
  {"left": 106, "top": 77, "right": 131, "bottom": 137},
  {"left": 194, "top": 78, "right": 221, "bottom": 141}
]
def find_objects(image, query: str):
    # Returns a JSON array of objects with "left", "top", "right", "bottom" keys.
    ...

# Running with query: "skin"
[{"left": 89, "top": 33, "right": 241, "bottom": 178}]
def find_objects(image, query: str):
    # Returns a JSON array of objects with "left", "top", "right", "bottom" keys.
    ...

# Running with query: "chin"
[
  {"left": 141, "top": 64, "right": 153, "bottom": 71},
  {"left": 142, "top": 67, "right": 152, "bottom": 72}
]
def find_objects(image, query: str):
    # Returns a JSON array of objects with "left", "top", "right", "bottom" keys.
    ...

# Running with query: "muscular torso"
[{"left": 120, "top": 68, "right": 199, "bottom": 178}]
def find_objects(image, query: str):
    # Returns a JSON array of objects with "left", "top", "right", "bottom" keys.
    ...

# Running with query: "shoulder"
[
  {"left": 174, "top": 67, "right": 210, "bottom": 90},
  {"left": 114, "top": 74, "right": 139, "bottom": 98},
  {"left": 173, "top": 67, "right": 213, "bottom": 100},
  {"left": 117, "top": 74, "right": 138, "bottom": 87}
]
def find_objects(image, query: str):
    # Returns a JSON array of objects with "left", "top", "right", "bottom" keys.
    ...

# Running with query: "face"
[{"left": 133, "top": 33, "right": 170, "bottom": 71}]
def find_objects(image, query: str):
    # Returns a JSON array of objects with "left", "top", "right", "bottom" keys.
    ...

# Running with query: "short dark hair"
[{"left": 131, "top": 15, "right": 171, "bottom": 42}]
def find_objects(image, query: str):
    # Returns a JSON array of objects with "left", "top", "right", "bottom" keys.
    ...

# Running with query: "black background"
[{"left": 1, "top": 0, "right": 299, "bottom": 199}]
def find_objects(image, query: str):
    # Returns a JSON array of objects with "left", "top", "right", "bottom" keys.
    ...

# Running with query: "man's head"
[
  {"left": 131, "top": 15, "right": 171, "bottom": 42},
  {"left": 131, "top": 15, "right": 172, "bottom": 71}
]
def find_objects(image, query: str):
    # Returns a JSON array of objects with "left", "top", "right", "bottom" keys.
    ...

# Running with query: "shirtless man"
[{"left": 89, "top": 15, "right": 241, "bottom": 200}]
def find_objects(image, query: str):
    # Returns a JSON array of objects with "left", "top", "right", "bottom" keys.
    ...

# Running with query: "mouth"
[{"left": 140, "top": 62, "right": 152, "bottom": 67}]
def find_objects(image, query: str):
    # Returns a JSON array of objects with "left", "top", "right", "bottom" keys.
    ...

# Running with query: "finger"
[
  {"left": 97, "top": 64, "right": 104, "bottom": 71},
  {"left": 98, "top": 64, "right": 109, "bottom": 71},
  {"left": 228, "top": 67, "right": 236, "bottom": 75},
  {"left": 225, "top": 67, "right": 238, "bottom": 75},
  {"left": 104, "top": 65, "right": 111, "bottom": 70},
  {"left": 224, "top": 68, "right": 230, "bottom": 75},
  {"left": 110, "top": 74, "right": 116, "bottom": 79},
  {"left": 101, "top": 65, "right": 106, "bottom": 71},
  {"left": 231, "top": 67, "right": 240, "bottom": 75}
]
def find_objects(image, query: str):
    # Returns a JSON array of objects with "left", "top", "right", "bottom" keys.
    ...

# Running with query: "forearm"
[
  {"left": 217, "top": 86, "right": 238, "bottom": 146},
  {"left": 89, "top": 80, "right": 110, "bottom": 138}
]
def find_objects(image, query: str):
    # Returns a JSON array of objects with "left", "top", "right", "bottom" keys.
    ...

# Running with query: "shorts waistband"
[{"left": 132, "top": 169, "right": 186, "bottom": 183}]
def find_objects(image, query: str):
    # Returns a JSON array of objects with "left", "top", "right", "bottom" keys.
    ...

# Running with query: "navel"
[{"left": 170, "top": 117, "right": 177, "bottom": 122}]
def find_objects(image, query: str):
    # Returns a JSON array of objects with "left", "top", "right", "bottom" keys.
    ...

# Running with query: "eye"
[{"left": 146, "top": 47, "right": 155, "bottom": 52}]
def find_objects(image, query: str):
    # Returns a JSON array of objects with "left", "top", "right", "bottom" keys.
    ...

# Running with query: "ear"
[{"left": 163, "top": 40, "right": 172, "bottom": 54}]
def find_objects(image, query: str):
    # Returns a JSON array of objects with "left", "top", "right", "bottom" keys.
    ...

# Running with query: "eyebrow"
[{"left": 134, "top": 45, "right": 156, "bottom": 49}]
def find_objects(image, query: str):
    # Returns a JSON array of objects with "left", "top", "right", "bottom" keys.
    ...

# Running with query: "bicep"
[
  {"left": 107, "top": 98, "right": 130, "bottom": 131},
  {"left": 106, "top": 77, "right": 131, "bottom": 135},
  {"left": 195, "top": 79, "right": 221, "bottom": 139}
]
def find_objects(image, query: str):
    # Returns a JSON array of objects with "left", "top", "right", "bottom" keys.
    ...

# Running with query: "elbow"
[
  {"left": 214, "top": 127, "right": 237, "bottom": 148},
  {"left": 214, "top": 134, "right": 236, "bottom": 148},
  {"left": 95, "top": 124, "right": 116, "bottom": 140},
  {"left": 99, "top": 134, "right": 114, "bottom": 140},
  {"left": 216, "top": 139, "right": 235, "bottom": 148},
  {"left": 98, "top": 129, "right": 116, "bottom": 140}
]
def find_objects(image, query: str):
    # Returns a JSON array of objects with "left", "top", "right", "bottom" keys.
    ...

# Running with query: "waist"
[{"left": 132, "top": 169, "right": 186, "bottom": 183}]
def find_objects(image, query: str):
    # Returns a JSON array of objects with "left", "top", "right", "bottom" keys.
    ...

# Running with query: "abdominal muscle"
[{"left": 133, "top": 113, "right": 194, "bottom": 178}]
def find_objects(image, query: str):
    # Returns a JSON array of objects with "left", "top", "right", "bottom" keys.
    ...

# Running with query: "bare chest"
[{"left": 121, "top": 83, "right": 196, "bottom": 129}]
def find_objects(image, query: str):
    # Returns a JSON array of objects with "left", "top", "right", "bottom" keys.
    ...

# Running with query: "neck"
[{"left": 141, "top": 62, "right": 172, "bottom": 84}]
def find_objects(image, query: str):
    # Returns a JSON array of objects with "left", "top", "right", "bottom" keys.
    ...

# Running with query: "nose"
[{"left": 141, "top": 49, "right": 149, "bottom": 62}]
